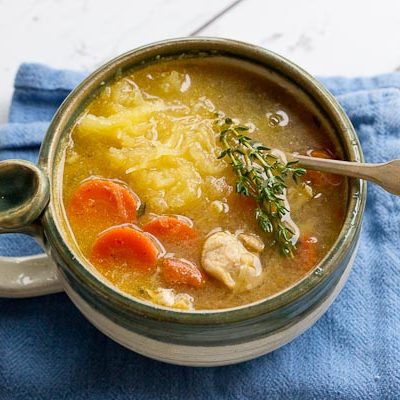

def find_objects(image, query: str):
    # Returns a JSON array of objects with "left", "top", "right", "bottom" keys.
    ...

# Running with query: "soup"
[{"left": 62, "top": 56, "right": 347, "bottom": 310}]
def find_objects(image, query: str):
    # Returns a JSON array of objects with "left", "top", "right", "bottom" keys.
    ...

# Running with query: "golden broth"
[{"left": 62, "top": 56, "right": 347, "bottom": 310}]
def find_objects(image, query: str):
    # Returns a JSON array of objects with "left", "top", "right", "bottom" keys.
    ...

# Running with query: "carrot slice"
[
  {"left": 309, "top": 149, "right": 334, "bottom": 159},
  {"left": 142, "top": 216, "right": 197, "bottom": 242},
  {"left": 228, "top": 193, "right": 257, "bottom": 220},
  {"left": 294, "top": 235, "right": 318, "bottom": 271},
  {"left": 67, "top": 179, "right": 138, "bottom": 231},
  {"left": 91, "top": 226, "right": 159, "bottom": 272},
  {"left": 305, "top": 149, "right": 343, "bottom": 187},
  {"left": 161, "top": 258, "right": 205, "bottom": 287}
]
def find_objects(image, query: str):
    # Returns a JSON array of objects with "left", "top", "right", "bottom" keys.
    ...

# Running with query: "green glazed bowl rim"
[{"left": 39, "top": 37, "right": 366, "bottom": 324}]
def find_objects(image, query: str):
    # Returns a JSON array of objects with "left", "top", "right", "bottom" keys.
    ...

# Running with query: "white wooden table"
[{"left": 1, "top": 0, "right": 400, "bottom": 124}]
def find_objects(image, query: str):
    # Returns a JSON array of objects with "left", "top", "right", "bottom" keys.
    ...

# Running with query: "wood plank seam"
[{"left": 189, "top": 0, "right": 246, "bottom": 36}]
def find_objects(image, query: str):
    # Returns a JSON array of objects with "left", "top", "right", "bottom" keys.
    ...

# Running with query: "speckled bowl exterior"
[{"left": 7, "top": 38, "right": 367, "bottom": 366}]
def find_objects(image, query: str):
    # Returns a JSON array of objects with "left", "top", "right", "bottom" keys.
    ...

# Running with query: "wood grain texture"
[
  {"left": 0, "top": 0, "right": 236, "bottom": 123},
  {"left": 198, "top": 0, "right": 400, "bottom": 76},
  {"left": 1, "top": 0, "right": 399, "bottom": 124}
]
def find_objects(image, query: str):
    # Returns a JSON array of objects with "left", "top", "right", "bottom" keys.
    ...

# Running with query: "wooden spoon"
[{"left": 293, "top": 155, "right": 400, "bottom": 196}]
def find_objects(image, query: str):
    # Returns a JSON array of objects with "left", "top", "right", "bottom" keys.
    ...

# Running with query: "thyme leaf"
[{"left": 214, "top": 115, "right": 306, "bottom": 256}]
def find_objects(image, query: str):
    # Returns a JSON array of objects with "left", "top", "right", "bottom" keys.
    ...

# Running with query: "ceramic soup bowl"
[{"left": 0, "top": 38, "right": 366, "bottom": 366}]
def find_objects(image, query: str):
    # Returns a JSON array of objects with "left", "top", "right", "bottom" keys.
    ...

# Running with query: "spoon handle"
[{"left": 294, "top": 155, "right": 400, "bottom": 196}]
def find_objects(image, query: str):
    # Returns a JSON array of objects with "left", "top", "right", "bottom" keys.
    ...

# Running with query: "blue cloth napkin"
[{"left": 1, "top": 63, "right": 400, "bottom": 400}]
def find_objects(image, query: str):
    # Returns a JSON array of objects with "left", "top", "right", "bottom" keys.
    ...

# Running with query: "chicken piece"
[
  {"left": 201, "top": 231, "right": 263, "bottom": 292},
  {"left": 146, "top": 288, "right": 194, "bottom": 310},
  {"left": 238, "top": 233, "right": 265, "bottom": 253},
  {"left": 287, "top": 183, "right": 313, "bottom": 211},
  {"left": 270, "top": 149, "right": 300, "bottom": 246}
]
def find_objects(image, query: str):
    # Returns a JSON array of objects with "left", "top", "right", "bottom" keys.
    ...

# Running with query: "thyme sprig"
[{"left": 214, "top": 115, "right": 306, "bottom": 256}]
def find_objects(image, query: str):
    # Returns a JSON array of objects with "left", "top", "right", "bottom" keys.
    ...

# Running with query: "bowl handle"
[{"left": 0, "top": 159, "right": 63, "bottom": 297}]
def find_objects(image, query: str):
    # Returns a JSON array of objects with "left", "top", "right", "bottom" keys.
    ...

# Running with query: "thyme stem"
[{"left": 214, "top": 115, "right": 306, "bottom": 256}]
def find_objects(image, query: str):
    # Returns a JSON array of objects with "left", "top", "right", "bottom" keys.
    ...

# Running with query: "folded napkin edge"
[{"left": 14, "top": 63, "right": 86, "bottom": 92}]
